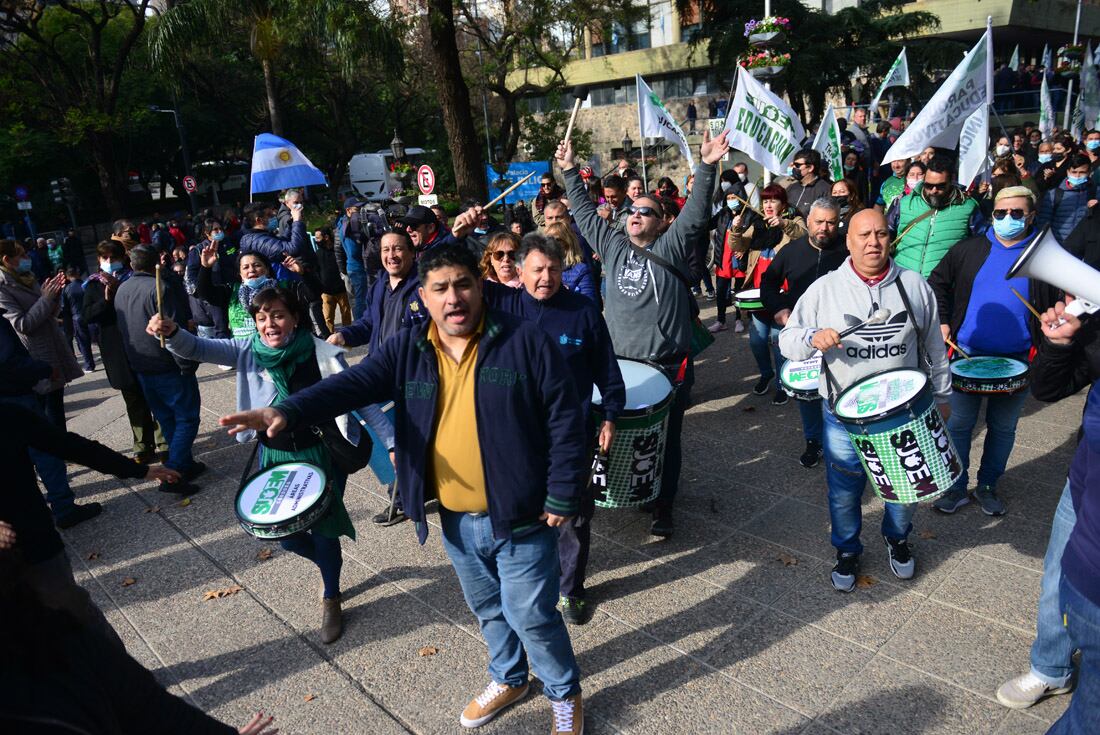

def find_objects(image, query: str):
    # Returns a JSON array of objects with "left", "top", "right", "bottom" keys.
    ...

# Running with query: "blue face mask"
[
  {"left": 993, "top": 214, "right": 1028, "bottom": 240},
  {"left": 100, "top": 261, "right": 123, "bottom": 274},
  {"left": 1038, "top": 153, "right": 1053, "bottom": 164},
  {"left": 16, "top": 258, "right": 32, "bottom": 273},
  {"left": 211, "top": 231, "right": 226, "bottom": 242},
  {"left": 1087, "top": 140, "right": 1100, "bottom": 151},
  {"left": 1068, "top": 175, "right": 1089, "bottom": 187},
  {"left": 243, "top": 276, "right": 273, "bottom": 290},
  {"left": 267, "top": 217, "right": 279, "bottom": 232}
]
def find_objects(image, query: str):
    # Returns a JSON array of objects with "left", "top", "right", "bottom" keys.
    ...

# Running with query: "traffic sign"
[
  {"left": 182, "top": 175, "right": 198, "bottom": 193},
  {"left": 14, "top": 186, "right": 28, "bottom": 201},
  {"left": 17, "top": 201, "right": 32, "bottom": 211},
  {"left": 417, "top": 165, "right": 435, "bottom": 195}
]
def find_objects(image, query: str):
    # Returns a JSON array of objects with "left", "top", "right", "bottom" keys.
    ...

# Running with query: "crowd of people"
[{"left": 4, "top": 109, "right": 1100, "bottom": 733}]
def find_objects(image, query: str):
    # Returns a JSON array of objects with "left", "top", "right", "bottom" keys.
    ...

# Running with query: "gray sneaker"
[
  {"left": 996, "top": 671, "right": 1072, "bottom": 709},
  {"left": 933, "top": 486, "right": 970, "bottom": 514},
  {"left": 975, "top": 485, "right": 1006, "bottom": 516}
]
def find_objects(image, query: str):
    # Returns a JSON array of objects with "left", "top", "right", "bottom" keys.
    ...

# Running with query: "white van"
[{"left": 348, "top": 147, "right": 427, "bottom": 201}]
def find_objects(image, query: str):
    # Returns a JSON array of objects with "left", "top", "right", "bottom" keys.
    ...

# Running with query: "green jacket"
[{"left": 895, "top": 191, "right": 979, "bottom": 277}]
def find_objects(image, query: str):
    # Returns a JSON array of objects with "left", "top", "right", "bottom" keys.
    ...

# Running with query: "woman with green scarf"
[{"left": 147, "top": 286, "right": 357, "bottom": 643}]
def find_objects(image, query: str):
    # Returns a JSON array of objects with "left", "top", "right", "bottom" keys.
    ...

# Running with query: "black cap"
[
  {"left": 397, "top": 204, "right": 437, "bottom": 227},
  {"left": 343, "top": 196, "right": 365, "bottom": 210}
]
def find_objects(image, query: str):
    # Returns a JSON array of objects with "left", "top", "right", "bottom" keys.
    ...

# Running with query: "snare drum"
[
  {"left": 235, "top": 462, "right": 332, "bottom": 538},
  {"left": 590, "top": 359, "right": 673, "bottom": 508},
  {"left": 780, "top": 356, "right": 821, "bottom": 401},
  {"left": 950, "top": 356, "right": 1029, "bottom": 394},
  {"left": 833, "top": 369, "right": 963, "bottom": 505},
  {"left": 733, "top": 288, "right": 764, "bottom": 312}
]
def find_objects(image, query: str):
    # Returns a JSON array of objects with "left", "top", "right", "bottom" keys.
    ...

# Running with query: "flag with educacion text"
[
  {"left": 637, "top": 74, "right": 695, "bottom": 170},
  {"left": 722, "top": 66, "right": 805, "bottom": 175},
  {"left": 957, "top": 104, "right": 989, "bottom": 189},
  {"left": 811, "top": 105, "right": 843, "bottom": 182},
  {"left": 869, "top": 48, "right": 909, "bottom": 120},
  {"left": 882, "top": 29, "right": 991, "bottom": 163}
]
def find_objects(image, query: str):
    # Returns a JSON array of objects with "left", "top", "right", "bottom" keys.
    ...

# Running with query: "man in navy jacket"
[
  {"left": 483, "top": 232, "right": 625, "bottom": 626},
  {"left": 220, "top": 243, "right": 588, "bottom": 734}
]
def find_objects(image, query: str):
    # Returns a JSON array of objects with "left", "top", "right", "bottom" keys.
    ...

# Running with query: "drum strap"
[{"left": 238, "top": 440, "right": 261, "bottom": 489}]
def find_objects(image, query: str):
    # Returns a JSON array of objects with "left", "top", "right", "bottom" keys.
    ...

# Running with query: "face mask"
[
  {"left": 1088, "top": 140, "right": 1100, "bottom": 151},
  {"left": 243, "top": 276, "right": 273, "bottom": 290},
  {"left": 100, "top": 261, "right": 123, "bottom": 274},
  {"left": 1038, "top": 153, "right": 1053, "bottom": 164},
  {"left": 1068, "top": 175, "right": 1089, "bottom": 187},
  {"left": 906, "top": 178, "right": 922, "bottom": 189},
  {"left": 738, "top": 173, "right": 748, "bottom": 183},
  {"left": 833, "top": 195, "right": 849, "bottom": 208},
  {"left": 995, "top": 145, "right": 1010, "bottom": 156},
  {"left": 843, "top": 164, "right": 856, "bottom": 172},
  {"left": 1053, "top": 152, "right": 1065, "bottom": 162},
  {"left": 720, "top": 181, "right": 733, "bottom": 193},
  {"left": 16, "top": 258, "right": 32, "bottom": 273},
  {"left": 993, "top": 214, "right": 1028, "bottom": 240},
  {"left": 786, "top": 166, "right": 794, "bottom": 177},
  {"left": 266, "top": 217, "right": 278, "bottom": 231},
  {"left": 211, "top": 231, "right": 226, "bottom": 242},
  {"left": 726, "top": 199, "right": 741, "bottom": 211}
]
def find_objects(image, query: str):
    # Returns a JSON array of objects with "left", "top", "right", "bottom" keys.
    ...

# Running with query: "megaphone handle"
[{"left": 1066, "top": 299, "right": 1097, "bottom": 318}]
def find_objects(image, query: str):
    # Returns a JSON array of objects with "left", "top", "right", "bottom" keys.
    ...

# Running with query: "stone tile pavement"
[{"left": 57, "top": 304, "right": 1080, "bottom": 734}]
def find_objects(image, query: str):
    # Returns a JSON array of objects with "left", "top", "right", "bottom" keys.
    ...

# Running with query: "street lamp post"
[
  {"left": 621, "top": 134, "right": 633, "bottom": 167},
  {"left": 150, "top": 104, "right": 197, "bottom": 216},
  {"left": 390, "top": 130, "right": 410, "bottom": 195},
  {"left": 492, "top": 143, "right": 511, "bottom": 206}
]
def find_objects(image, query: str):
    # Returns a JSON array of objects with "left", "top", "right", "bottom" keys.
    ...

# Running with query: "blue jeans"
[
  {"left": 1048, "top": 577, "right": 1100, "bottom": 734},
  {"left": 280, "top": 531, "right": 343, "bottom": 599},
  {"left": 349, "top": 270, "right": 369, "bottom": 321},
  {"left": 136, "top": 371, "right": 200, "bottom": 474},
  {"left": 1031, "top": 481, "right": 1078, "bottom": 685},
  {"left": 823, "top": 405, "right": 916, "bottom": 554},
  {"left": 0, "top": 393, "right": 75, "bottom": 517},
  {"left": 749, "top": 315, "right": 783, "bottom": 380},
  {"left": 947, "top": 389, "right": 1029, "bottom": 491},
  {"left": 439, "top": 509, "right": 581, "bottom": 701},
  {"left": 798, "top": 399, "right": 823, "bottom": 443}
]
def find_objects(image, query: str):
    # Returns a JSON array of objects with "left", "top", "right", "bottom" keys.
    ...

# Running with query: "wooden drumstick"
[
  {"left": 484, "top": 171, "right": 537, "bottom": 212},
  {"left": 943, "top": 336, "right": 971, "bottom": 360},
  {"left": 1010, "top": 287, "right": 1045, "bottom": 323},
  {"left": 728, "top": 192, "right": 766, "bottom": 218},
  {"left": 563, "top": 85, "right": 590, "bottom": 146},
  {"left": 154, "top": 264, "right": 166, "bottom": 349}
]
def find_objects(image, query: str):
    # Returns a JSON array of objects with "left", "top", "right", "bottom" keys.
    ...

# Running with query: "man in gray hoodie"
[
  {"left": 779, "top": 209, "right": 952, "bottom": 592},
  {"left": 555, "top": 131, "right": 727, "bottom": 537}
]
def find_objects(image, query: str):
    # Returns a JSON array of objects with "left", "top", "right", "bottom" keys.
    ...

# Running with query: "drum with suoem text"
[
  {"left": 832, "top": 369, "right": 963, "bottom": 504},
  {"left": 590, "top": 359, "right": 674, "bottom": 509},
  {"left": 950, "top": 356, "right": 1029, "bottom": 395},
  {"left": 235, "top": 462, "right": 332, "bottom": 538}
]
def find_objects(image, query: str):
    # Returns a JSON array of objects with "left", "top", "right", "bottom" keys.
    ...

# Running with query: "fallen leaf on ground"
[
  {"left": 856, "top": 575, "right": 878, "bottom": 589},
  {"left": 202, "top": 584, "right": 244, "bottom": 601},
  {"left": 303, "top": 694, "right": 317, "bottom": 702},
  {"left": 256, "top": 548, "right": 274, "bottom": 561},
  {"left": 121, "top": 577, "right": 137, "bottom": 587},
  {"left": 144, "top": 506, "right": 160, "bottom": 514},
  {"left": 918, "top": 529, "right": 936, "bottom": 540},
  {"left": 777, "top": 552, "right": 798, "bottom": 566},
  {"left": 741, "top": 406, "right": 756, "bottom": 413},
  {"left": 224, "top": 584, "right": 243, "bottom": 596},
  {"left": 178, "top": 498, "right": 191, "bottom": 507},
  {"left": 86, "top": 552, "right": 101, "bottom": 561},
  {"left": 418, "top": 646, "right": 439, "bottom": 657},
  {"left": 202, "top": 589, "right": 222, "bottom": 601}
]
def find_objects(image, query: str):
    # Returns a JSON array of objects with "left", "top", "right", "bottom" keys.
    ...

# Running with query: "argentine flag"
[{"left": 250, "top": 133, "right": 327, "bottom": 194}]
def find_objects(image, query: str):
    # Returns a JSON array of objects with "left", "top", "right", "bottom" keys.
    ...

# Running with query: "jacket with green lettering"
[{"left": 894, "top": 189, "right": 980, "bottom": 278}]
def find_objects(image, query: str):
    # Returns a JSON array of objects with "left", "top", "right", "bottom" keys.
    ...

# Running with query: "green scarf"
[{"left": 249, "top": 328, "right": 315, "bottom": 400}]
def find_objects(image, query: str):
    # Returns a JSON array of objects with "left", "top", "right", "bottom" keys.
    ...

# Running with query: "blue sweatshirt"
[
  {"left": 337, "top": 273, "right": 427, "bottom": 351},
  {"left": 483, "top": 281, "right": 624, "bottom": 422},
  {"left": 277, "top": 309, "right": 587, "bottom": 544},
  {"left": 955, "top": 228, "right": 1032, "bottom": 356}
]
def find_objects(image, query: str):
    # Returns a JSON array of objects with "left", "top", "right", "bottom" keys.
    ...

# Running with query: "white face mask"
[
  {"left": 995, "top": 144, "right": 1010, "bottom": 156},
  {"left": 738, "top": 173, "right": 748, "bottom": 183},
  {"left": 906, "top": 177, "right": 922, "bottom": 189}
]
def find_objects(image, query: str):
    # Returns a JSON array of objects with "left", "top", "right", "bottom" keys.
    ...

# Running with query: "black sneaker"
[
  {"left": 884, "top": 535, "right": 915, "bottom": 579},
  {"left": 560, "top": 596, "right": 594, "bottom": 625},
  {"left": 55, "top": 502, "right": 103, "bottom": 530},
  {"left": 831, "top": 551, "right": 860, "bottom": 592},
  {"left": 772, "top": 389, "right": 789, "bottom": 406},
  {"left": 184, "top": 461, "right": 207, "bottom": 482},
  {"left": 752, "top": 376, "right": 772, "bottom": 395},
  {"left": 650, "top": 507, "right": 674, "bottom": 537},
  {"left": 799, "top": 440, "right": 823, "bottom": 469},
  {"left": 372, "top": 506, "right": 408, "bottom": 526},
  {"left": 158, "top": 480, "right": 202, "bottom": 496}
]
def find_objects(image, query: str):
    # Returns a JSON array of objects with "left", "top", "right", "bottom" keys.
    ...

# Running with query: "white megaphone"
[{"left": 1006, "top": 226, "right": 1100, "bottom": 319}]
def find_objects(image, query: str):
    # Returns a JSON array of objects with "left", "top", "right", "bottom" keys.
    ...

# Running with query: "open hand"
[
  {"left": 219, "top": 407, "right": 287, "bottom": 438},
  {"left": 200, "top": 242, "right": 218, "bottom": 269},
  {"left": 239, "top": 712, "right": 278, "bottom": 735},
  {"left": 145, "top": 465, "right": 182, "bottom": 484},
  {"left": 700, "top": 129, "right": 730, "bottom": 165}
]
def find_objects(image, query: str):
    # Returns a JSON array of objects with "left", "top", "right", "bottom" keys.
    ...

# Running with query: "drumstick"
[
  {"left": 837, "top": 309, "right": 891, "bottom": 339},
  {"left": 943, "top": 336, "right": 971, "bottom": 360},
  {"left": 154, "top": 265, "right": 166, "bottom": 349},
  {"left": 563, "top": 85, "right": 590, "bottom": 146},
  {"left": 729, "top": 192, "right": 765, "bottom": 218},
  {"left": 484, "top": 171, "right": 537, "bottom": 212},
  {"left": 1010, "top": 287, "right": 1045, "bottom": 323}
]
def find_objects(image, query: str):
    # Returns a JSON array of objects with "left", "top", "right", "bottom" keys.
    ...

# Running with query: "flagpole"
[
  {"left": 1064, "top": 0, "right": 1083, "bottom": 129},
  {"left": 636, "top": 77, "right": 648, "bottom": 191},
  {"left": 762, "top": 0, "right": 772, "bottom": 187}
]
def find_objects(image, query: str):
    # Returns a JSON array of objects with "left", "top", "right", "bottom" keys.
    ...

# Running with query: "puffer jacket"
[
  {"left": 0, "top": 268, "right": 81, "bottom": 393},
  {"left": 1037, "top": 178, "right": 1094, "bottom": 245}
]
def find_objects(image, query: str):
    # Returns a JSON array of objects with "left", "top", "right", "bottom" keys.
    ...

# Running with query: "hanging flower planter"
[
  {"left": 1060, "top": 44, "right": 1085, "bottom": 61},
  {"left": 749, "top": 66, "right": 786, "bottom": 80},
  {"left": 740, "top": 51, "right": 791, "bottom": 80},
  {"left": 748, "top": 30, "right": 785, "bottom": 47}
]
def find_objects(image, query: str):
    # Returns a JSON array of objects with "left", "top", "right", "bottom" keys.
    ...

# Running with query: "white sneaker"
[
  {"left": 707, "top": 321, "right": 727, "bottom": 333},
  {"left": 733, "top": 320, "right": 745, "bottom": 333},
  {"left": 218, "top": 364, "right": 234, "bottom": 372},
  {"left": 996, "top": 671, "right": 1072, "bottom": 709}
]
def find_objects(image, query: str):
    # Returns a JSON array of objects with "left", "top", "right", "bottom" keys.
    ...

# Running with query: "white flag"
[
  {"left": 723, "top": 66, "right": 805, "bottom": 176},
  {"left": 1009, "top": 45, "right": 1020, "bottom": 72},
  {"left": 636, "top": 74, "right": 695, "bottom": 170},
  {"left": 1042, "top": 44, "right": 1052, "bottom": 72},
  {"left": 957, "top": 104, "right": 989, "bottom": 189},
  {"left": 869, "top": 48, "right": 910, "bottom": 121},
  {"left": 812, "top": 105, "right": 844, "bottom": 182},
  {"left": 1039, "top": 74, "right": 1055, "bottom": 139},
  {"left": 1080, "top": 42, "right": 1100, "bottom": 131},
  {"left": 882, "top": 29, "right": 992, "bottom": 163}
]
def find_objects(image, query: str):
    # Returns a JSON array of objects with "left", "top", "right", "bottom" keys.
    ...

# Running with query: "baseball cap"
[
  {"left": 342, "top": 196, "right": 365, "bottom": 210},
  {"left": 397, "top": 205, "right": 438, "bottom": 227}
]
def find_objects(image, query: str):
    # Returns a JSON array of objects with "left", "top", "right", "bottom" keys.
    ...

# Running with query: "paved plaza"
[{"left": 59, "top": 302, "right": 1079, "bottom": 735}]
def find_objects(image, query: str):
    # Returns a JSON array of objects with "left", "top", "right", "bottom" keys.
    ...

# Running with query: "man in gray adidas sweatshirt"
[
  {"left": 779, "top": 209, "right": 952, "bottom": 593},
  {"left": 555, "top": 132, "right": 727, "bottom": 538}
]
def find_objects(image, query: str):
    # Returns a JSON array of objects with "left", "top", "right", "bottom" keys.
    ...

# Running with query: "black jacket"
[
  {"left": 82, "top": 274, "right": 139, "bottom": 391},
  {"left": 1063, "top": 213, "right": 1100, "bottom": 265},
  {"left": 314, "top": 242, "right": 345, "bottom": 295},
  {"left": 1031, "top": 323, "right": 1100, "bottom": 404},
  {"left": 760, "top": 234, "right": 847, "bottom": 314},
  {"left": 927, "top": 231, "right": 1060, "bottom": 346},
  {"left": 0, "top": 317, "right": 50, "bottom": 398},
  {"left": 0, "top": 404, "right": 147, "bottom": 564},
  {"left": 114, "top": 271, "right": 193, "bottom": 374}
]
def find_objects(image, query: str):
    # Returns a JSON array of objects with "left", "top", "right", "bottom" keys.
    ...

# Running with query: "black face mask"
[
  {"left": 832, "top": 195, "right": 848, "bottom": 208},
  {"left": 1053, "top": 152, "right": 1065, "bottom": 162}
]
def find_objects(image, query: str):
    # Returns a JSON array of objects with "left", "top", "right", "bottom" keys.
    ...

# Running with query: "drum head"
[
  {"left": 950, "top": 356, "right": 1028, "bottom": 379},
  {"left": 781, "top": 356, "right": 821, "bottom": 391},
  {"left": 237, "top": 462, "right": 327, "bottom": 527},
  {"left": 835, "top": 369, "right": 927, "bottom": 420},
  {"left": 735, "top": 288, "right": 761, "bottom": 300},
  {"left": 593, "top": 359, "right": 673, "bottom": 410}
]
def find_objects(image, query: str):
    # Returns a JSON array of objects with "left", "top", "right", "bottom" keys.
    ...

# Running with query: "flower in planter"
[
  {"left": 744, "top": 16, "right": 792, "bottom": 37},
  {"left": 1059, "top": 44, "right": 1085, "bottom": 56},
  {"left": 739, "top": 51, "right": 792, "bottom": 70}
]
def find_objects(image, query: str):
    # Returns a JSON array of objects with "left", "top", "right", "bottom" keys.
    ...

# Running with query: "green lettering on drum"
[{"left": 251, "top": 471, "right": 288, "bottom": 516}]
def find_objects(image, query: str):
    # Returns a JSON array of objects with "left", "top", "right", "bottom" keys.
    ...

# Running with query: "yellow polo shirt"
[{"left": 428, "top": 317, "right": 488, "bottom": 513}]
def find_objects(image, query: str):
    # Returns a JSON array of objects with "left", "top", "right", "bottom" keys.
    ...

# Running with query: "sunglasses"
[
  {"left": 992, "top": 208, "right": 1028, "bottom": 220},
  {"left": 491, "top": 249, "right": 516, "bottom": 261},
  {"left": 628, "top": 205, "right": 659, "bottom": 218},
  {"left": 793, "top": 162, "right": 811, "bottom": 168},
  {"left": 922, "top": 181, "right": 949, "bottom": 191},
  {"left": 540, "top": 182, "right": 553, "bottom": 188}
]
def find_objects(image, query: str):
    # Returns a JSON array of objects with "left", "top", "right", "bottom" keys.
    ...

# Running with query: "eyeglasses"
[
  {"left": 793, "top": 161, "right": 811, "bottom": 168},
  {"left": 491, "top": 249, "right": 516, "bottom": 261},
  {"left": 540, "top": 182, "right": 553, "bottom": 188},
  {"left": 922, "top": 181, "right": 949, "bottom": 191},
  {"left": 992, "top": 208, "right": 1028, "bottom": 220},
  {"left": 628, "top": 205, "right": 659, "bottom": 218}
]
